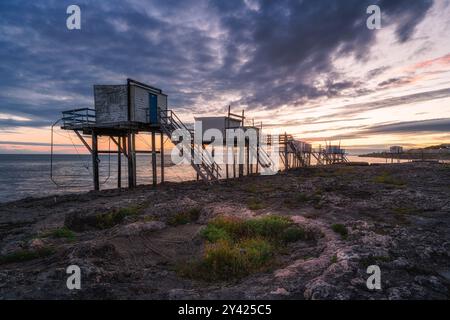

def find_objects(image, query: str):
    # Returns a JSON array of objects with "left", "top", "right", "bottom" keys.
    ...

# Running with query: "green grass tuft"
[
  {"left": 180, "top": 215, "right": 312, "bottom": 281},
  {"left": 392, "top": 206, "right": 418, "bottom": 215},
  {"left": 373, "top": 172, "right": 405, "bottom": 186},
  {"left": 247, "top": 198, "right": 266, "bottom": 211},
  {"left": 243, "top": 184, "right": 259, "bottom": 193},
  {"left": 244, "top": 215, "right": 292, "bottom": 239},
  {"left": 200, "top": 225, "right": 231, "bottom": 243},
  {"left": 280, "top": 226, "right": 307, "bottom": 243},
  {"left": 95, "top": 206, "right": 141, "bottom": 229},
  {"left": 179, "top": 238, "right": 274, "bottom": 281},
  {"left": 168, "top": 207, "right": 201, "bottom": 226},
  {"left": 283, "top": 192, "right": 322, "bottom": 208},
  {"left": 360, "top": 255, "right": 392, "bottom": 267},
  {"left": 0, "top": 247, "right": 54, "bottom": 265},
  {"left": 331, "top": 223, "right": 348, "bottom": 239},
  {"left": 330, "top": 254, "right": 338, "bottom": 264},
  {"left": 41, "top": 227, "right": 76, "bottom": 241},
  {"left": 204, "top": 215, "right": 299, "bottom": 242}
]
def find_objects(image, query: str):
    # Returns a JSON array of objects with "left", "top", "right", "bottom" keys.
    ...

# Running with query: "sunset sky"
[{"left": 0, "top": 0, "right": 449, "bottom": 154}]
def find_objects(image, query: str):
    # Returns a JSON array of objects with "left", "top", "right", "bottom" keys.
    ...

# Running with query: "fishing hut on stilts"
[{"left": 55, "top": 79, "right": 314, "bottom": 191}]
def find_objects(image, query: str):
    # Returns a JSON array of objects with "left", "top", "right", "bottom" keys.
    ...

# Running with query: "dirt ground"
[{"left": 0, "top": 162, "right": 449, "bottom": 299}]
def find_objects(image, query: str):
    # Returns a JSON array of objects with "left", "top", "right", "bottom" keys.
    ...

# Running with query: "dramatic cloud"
[
  {"left": 0, "top": 0, "right": 436, "bottom": 129},
  {"left": 307, "top": 118, "right": 450, "bottom": 142},
  {"left": 364, "top": 118, "right": 450, "bottom": 134},
  {"left": 2, "top": 0, "right": 450, "bottom": 154},
  {"left": 318, "top": 87, "right": 450, "bottom": 121}
]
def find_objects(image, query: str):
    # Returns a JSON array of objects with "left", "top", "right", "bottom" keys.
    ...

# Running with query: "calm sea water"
[
  {"left": 0, "top": 154, "right": 197, "bottom": 203},
  {"left": 0, "top": 154, "right": 446, "bottom": 203}
]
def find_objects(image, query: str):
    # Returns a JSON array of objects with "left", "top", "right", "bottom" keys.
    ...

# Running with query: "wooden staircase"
[{"left": 160, "top": 109, "right": 221, "bottom": 182}]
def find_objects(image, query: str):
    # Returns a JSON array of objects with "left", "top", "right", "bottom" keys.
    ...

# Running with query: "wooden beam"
[
  {"left": 74, "top": 130, "right": 93, "bottom": 154},
  {"left": 127, "top": 133, "right": 135, "bottom": 188},
  {"left": 151, "top": 132, "right": 157, "bottom": 186},
  {"left": 92, "top": 132, "right": 99, "bottom": 191},
  {"left": 110, "top": 136, "right": 128, "bottom": 158},
  {"left": 246, "top": 141, "right": 250, "bottom": 176},
  {"left": 160, "top": 133, "right": 164, "bottom": 184},
  {"left": 117, "top": 136, "right": 121, "bottom": 189},
  {"left": 233, "top": 148, "right": 236, "bottom": 179},
  {"left": 284, "top": 132, "right": 289, "bottom": 171},
  {"left": 132, "top": 133, "right": 137, "bottom": 185}
]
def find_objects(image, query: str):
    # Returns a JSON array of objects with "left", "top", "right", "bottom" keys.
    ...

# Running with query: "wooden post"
[
  {"left": 233, "top": 147, "right": 236, "bottom": 179},
  {"left": 152, "top": 131, "right": 157, "bottom": 186},
  {"left": 121, "top": 136, "right": 125, "bottom": 157},
  {"left": 117, "top": 135, "right": 121, "bottom": 189},
  {"left": 92, "top": 132, "right": 99, "bottom": 191},
  {"left": 127, "top": 133, "right": 134, "bottom": 188},
  {"left": 256, "top": 133, "right": 260, "bottom": 175},
  {"left": 225, "top": 146, "right": 229, "bottom": 179},
  {"left": 239, "top": 149, "right": 244, "bottom": 178},
  {"left": 211, "top": 146, "right": 216, "bottom": 178},
  {"left": 284, "top": 132, "right": 288, "bottom": 171},
  {"left": 132, "top": 133, "right": 137, "bottom": 185},
  {"left": 160, "top": 132, "right": 164, "bottom": 184},
  {"left": 246, "top": 140, "right": 250, "bottom": 176}
]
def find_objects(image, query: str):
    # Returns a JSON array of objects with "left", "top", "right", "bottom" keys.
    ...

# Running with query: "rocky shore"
[{"left": 0, "top": 162, "right": 449, "bottom": 300}]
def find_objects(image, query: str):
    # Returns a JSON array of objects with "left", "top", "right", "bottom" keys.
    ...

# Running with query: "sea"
[
  {"left": 0, "top": 154, "right": 444, "bottom": 203},
  {"left": 0, "top": 154, "right": 197, "bottom": 203}
]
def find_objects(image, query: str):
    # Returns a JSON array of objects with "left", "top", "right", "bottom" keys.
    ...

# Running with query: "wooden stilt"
[
  {"left": 127, "top": 133, "right": 134, "bottom": 188},
  {"left": 117, "top": 135, "right": 121, "bottom": 189},
  {"left": 152, "top": 131, "right": 157, "bottom": 186},
  {"left": 246, "top": 141, "right": 250, "bottom": 176},
  {"left": 238, "top": 141, "right": 244, "bottom": 177},
  {"left": 284, "top": 132, "right": 289, "bottom": 171},
  {"left": 225, "top": 147, "right": 229, "bottom": 179},
  {"left": 122, "top": 136, "right": 127, "bottom": 157},
  {"left": 233, "top": 147, "right": 236, "bottom": 179},
  {"left": 256, "top": 133, "right": 260, "bottom": 175},
  {"left": 92, "top": 132, "right": 99, "bottom": 191},
  {"left": 160, "top": 133, "right": 164, "bottom": 184},
  {"left": 132, "top": 133, "right": 137, "bottom": 184}
]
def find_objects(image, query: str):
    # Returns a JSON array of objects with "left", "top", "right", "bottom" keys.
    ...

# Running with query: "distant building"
[{"left": 390, "top": 146, "right": 403, "bottom": 154}]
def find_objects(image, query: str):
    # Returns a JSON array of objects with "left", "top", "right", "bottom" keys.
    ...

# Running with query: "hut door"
[{"left": 149, "top": 93, "right": 158, "bottom": 124}]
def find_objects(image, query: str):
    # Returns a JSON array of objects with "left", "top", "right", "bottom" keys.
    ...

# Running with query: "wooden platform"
[{"left": 61, "top": 121, "right": 162, "bottom": 136}]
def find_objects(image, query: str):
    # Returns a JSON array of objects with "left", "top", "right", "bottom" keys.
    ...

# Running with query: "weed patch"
[
  {"left": 247, "top": 198, "right": 266, "bottom": 211},
  {"left": 96, "top": 206, "right": 141, "bottom": 229},
  {"left": 180, "top": 215, "right": 313, "bottom": 281},
  {"left": 0, "top": 247, "right": 54, "bottom": 265},
  {"left": 283, "top": 192, "right": 321, "bottom": 208},
  {"left": 360, "top": 255, "right": 392, "bottom": 267},
  {"left": 392, "top": 206, "right": 419, "bottom": 215},
  {"left": 331, "top": 223, "right": 348, "bottom": 239},
  {"left": 330, "top": 254, "right": 338, "bottom": 264},
  {"left": 168, "top": 207, "right": 201, "bottom": 226},
  {"left": 200, "top": 225, "right": 231, "bottom": 243},
  {"left": 41, "top": 227, "right": 75, "bottom": 241},
  {"left": 179, "top": 238, "right": 274, "bottom": 281},
  {"left": 373, "top": 172, "right": 405, "bottom": 186}
]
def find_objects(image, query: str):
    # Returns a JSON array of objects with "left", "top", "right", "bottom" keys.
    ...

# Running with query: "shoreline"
[
  {"left": 0, "top": 162, "right": 449, "bottom": 299},
  {"left": 358, "top": 154, "right": 450, "bottom": 161},
  {"left": 0, "top": 160, "right": 428, "bottom": 206}
]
